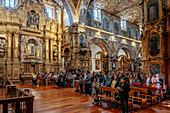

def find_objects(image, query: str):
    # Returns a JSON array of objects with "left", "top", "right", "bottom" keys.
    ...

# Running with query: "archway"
[
  {"left": 89, "top": 38, "right": 110, "bottom": 72},
  {"left": 117, "top": 48, "right": 132, "bottom": 72},
  {"left": 63, "top": 48, "right": 71, "bottom": 72}
]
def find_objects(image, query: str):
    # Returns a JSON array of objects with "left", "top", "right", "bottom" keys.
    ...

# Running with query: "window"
[
  {"left": 4, "top": 0, "right": 15, "bottom": 8},
  {"left": 46, "top": 8, "right": 53, "bottom": 19},
  {"left": 93, "top": 8, "right": 101, "bottom": 22},
  {"left": 121, "top": 19, "right": 126, "bottom": 30},
  {"left": 45, "top": 5, "right": 55, "bottom": 20}
]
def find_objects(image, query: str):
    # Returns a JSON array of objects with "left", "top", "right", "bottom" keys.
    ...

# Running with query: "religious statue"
[{"left": 28, "top": 43, "right": 35, "bottom": 56}]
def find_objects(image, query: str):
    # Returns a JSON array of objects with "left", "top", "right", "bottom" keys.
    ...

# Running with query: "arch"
[
  {"left": 88, "top": 38, "right": 111, "bottom": 56},
  {"left": 116, "top": 44, "right": 132, "bottom": 59},
  {"left": 64, "top": 48, "right": 71, "bottom": 57}
]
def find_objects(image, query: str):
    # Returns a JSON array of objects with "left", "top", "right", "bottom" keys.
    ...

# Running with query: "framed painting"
[
  {"left": 148, "top": 32, "right": 160, "bottom": 56},
  {"left": 150, "top": 64, "right": 160, "bottom": 75}
]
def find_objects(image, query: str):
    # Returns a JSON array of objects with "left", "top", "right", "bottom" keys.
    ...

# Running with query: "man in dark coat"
[
  {"left": 115, "top": 72, "right": 129, "bottom": 88},
  {"left": 116, "top": 77, "right": 130, "bottom": 113}
]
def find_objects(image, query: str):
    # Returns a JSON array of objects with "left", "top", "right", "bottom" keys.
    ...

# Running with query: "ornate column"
[
  {"left": 58, "top": 34, "right": 62, "bottom": 72},
  {"left": 13, "top": 33, "right": 20, "bottom": 79},
  {"left": 50, "top": 39, "right": 53, "bottom": 62},
  {"left": 14, "top": 33, "right": 19, "bottom": 61},
  {"left": 6, "top": 32, "right": 12, "bottom": 79},
  {"left": 7, "top": 32, "right": 12, "bottom": 61},
  {"left": 45, "top": 38, "right": 49, "bottom": 63}
]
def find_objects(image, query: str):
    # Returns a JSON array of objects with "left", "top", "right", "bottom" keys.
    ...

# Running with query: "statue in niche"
[
  {"left": 27, "top": 10, "right": 39, "bottom": 29},
  {"left": 147, "top": 0, "right": 159, "bottom": 22},
  {"left": 28, "top": 43, "right": 35, "bottom": 56},
  {"left": 148, "top": 32, "right": 160, "bottom": 56}
]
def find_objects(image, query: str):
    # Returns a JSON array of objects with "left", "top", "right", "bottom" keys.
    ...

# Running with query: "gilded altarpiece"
[
  {"left": 141, "top": 0, "right": 169, "bottom": 83},
  {"left": 0, "top": 0, "right": 62, "bottom": 79}
]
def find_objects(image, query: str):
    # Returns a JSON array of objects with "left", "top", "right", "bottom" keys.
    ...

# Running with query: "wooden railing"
[{"left": 0, "top": 80, "right": 34, "bottom": 113}]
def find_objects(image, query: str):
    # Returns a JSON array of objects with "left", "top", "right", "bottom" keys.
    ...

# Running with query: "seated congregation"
[{"left": 28, "top": 70, "right": 167, "bottom": 113}]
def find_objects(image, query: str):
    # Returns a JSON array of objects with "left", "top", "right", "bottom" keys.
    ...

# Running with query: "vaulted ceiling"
[{"left": 92, "top": 0, "right": 142, "bottom": 24}]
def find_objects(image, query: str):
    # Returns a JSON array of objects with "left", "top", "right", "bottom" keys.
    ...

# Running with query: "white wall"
[{"left": 90, "top": 44, "right": 102, "bottom": 72}]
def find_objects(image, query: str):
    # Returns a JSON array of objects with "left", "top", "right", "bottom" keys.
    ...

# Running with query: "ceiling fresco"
[{"left": 92, "top": 0, "right": 142, "bottom": 24}]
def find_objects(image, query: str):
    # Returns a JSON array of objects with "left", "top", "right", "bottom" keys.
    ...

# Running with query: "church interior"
[{"left": 0, "top": 0, "right": 170, "bottom": 113}]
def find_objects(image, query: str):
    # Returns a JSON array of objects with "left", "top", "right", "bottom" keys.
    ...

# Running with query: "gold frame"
[{"left": 146, "top": 30, "right": 162, "bottom": 59}]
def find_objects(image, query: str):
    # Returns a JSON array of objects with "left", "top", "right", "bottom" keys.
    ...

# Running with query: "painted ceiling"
[{"left": 92, "top": 0, "right": 142, "bottom": 24}]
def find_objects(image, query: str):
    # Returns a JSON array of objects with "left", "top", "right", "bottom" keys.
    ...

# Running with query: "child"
[
  {"left": 92, "top": 78, "right": 100, "bottom": 105},
  {"left": 79, "top": 75, "right": 84, "bottom": 94}
]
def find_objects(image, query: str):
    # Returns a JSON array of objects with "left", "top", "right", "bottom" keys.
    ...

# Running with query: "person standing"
[
  {"left": 32, "top": 72, "right": 37, "bottom": 86},
  {"left": 83, "top": 70, "right": 91, "bottom": 95},
  {"left": 131, "top": 76, "right": 140, "bottom": 88},
  {"left": 103, "top": 71, "right": 112, "bottom": 97},
  {"left": 116, "top": 77, "right": 130, "bottom": 113},
  {"left": 98, "top": 71, "right": 104, "bottom": 86},
  {"left": 115, "top": 72, "right": 129, "bottom": 88},
  {"left": 146, "top": 73, "right": 156, "bottom": 87},
  {"left": 156, "top": 74, "right": 163, "bottom": 88},
  {"left": 79, "top": 75, "right": 84, "bottom": 94},
  {"left": 92, "top": 78, "right": 100, "bottom": 105},
  {"left": 74, "top": 70, "right": 80, "bottom": 92}
]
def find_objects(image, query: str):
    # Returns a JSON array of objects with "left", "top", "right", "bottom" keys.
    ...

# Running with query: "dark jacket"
[
  {"left": 115, "top": 75, "right": 129, "bottom": 88},
  {"left": 118, "top": 81, "right": 130, "bottom": 97}
]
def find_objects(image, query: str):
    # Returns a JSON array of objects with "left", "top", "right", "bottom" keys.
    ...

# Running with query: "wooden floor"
[{"left": 1, "top": 83, "right": 170, "bottom": 113}]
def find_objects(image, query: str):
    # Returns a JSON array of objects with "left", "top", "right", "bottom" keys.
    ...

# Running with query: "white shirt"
[{"left": 146, "top": 77, "right": 156, "bottom": 86}]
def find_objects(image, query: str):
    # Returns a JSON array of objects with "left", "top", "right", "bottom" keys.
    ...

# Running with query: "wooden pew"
[
  {"left": 48, "top": 77, "right": 55, "bottom": 85},
  {"left": 99, "top": 87, "right": 134, "bottom": 112},
  {"left": 131, "top": 87, "right": 147, "bottom": 109},
  {"left": 141, "top": 86, "right": 157, "bottom": 105},
  {"left": 98, "top": 87, "right": 119, "bottom": 108}
]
